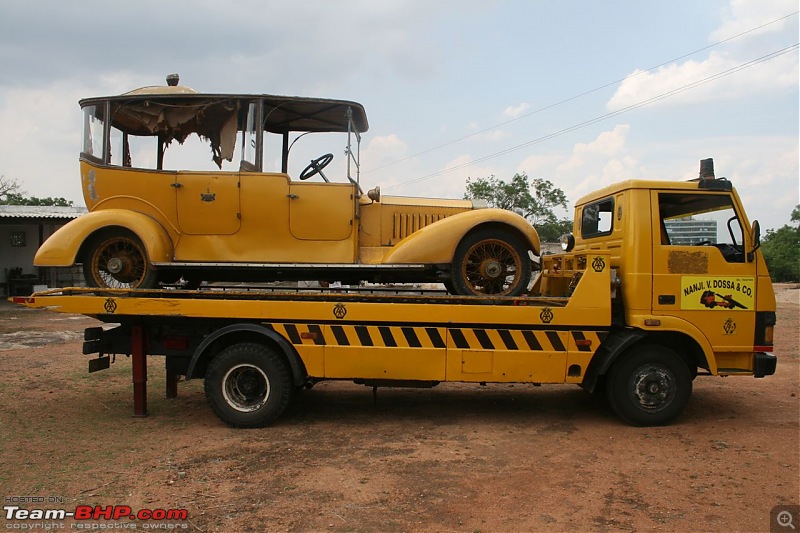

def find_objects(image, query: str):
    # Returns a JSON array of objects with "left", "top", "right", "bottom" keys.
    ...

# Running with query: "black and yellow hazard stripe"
[{"left": 265, "top": 323, "right": 607, "bottom": 352}]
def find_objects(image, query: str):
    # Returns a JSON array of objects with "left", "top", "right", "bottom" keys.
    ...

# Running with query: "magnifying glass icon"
[{"left": 778, "top": 510, "right": 796, "bottom": 529}]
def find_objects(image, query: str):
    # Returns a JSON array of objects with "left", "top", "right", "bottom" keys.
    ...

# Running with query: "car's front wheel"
[{"left": 450, "top": 229, "right": 532, "bottom": 296}]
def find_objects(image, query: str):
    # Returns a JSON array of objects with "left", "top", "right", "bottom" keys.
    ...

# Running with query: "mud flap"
[{"left": 88, "top": 356, "right": 111, "bottom": 373}]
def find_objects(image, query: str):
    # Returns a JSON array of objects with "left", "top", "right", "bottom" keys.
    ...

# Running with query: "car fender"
[
  {"left": 34, "top": 210, "right": 174, "bottom": 266},
  {"left": 381, "top": 208, "right": 540, "bottom": 264}
]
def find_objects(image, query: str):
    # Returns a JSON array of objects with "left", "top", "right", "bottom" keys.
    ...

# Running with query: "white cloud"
[
  {"left": 607, "top": 1, "right": 799, "bottom": 111},
  {"left": 711, "top": 0, "right": 797, "bottom": 41},
  {"left": 504, "top": 103, "right": 531, "bottom": 118},
  {"left": 608, "top": 50, "right": 797, "bottom": 110},
  {"left": 360, "top": 134, "right": 412, "bottom": 185},
  {"left": 559, "top": 124, "right": 631, "bottom": 172},
  {"left": 364, "top": 134, "right": 408, "bottom": 162},
  {"left": 513, "top": 125, "right": 640, "bottom": 213},
  {"left": 516, "top": 153, "right": 563, "bottom": 177}
]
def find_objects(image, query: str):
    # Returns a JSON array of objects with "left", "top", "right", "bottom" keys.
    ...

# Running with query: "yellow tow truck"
[{"left": 13, "top": 159, "right": 776, "bottom": 427}]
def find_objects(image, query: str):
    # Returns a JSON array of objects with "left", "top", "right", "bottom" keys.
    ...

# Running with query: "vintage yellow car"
[{"left": 35, "top": 75, "right": 540, "bottom": 296}]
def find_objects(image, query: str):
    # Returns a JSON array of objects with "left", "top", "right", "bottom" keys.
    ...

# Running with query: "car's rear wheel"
[
  {"left": 83, "top": 232, "right": 158, "bottom": 289},
  {"left": 450, "top": 229, "right": 532, "bottom": 296}
]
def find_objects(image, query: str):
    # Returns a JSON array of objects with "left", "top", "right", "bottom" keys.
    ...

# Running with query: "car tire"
[
  {"left": 450, "top": 229, "right": 532, "bottom": 296},
  {"left": 83, "top": 231, "right": 158, "bottom": 289}
]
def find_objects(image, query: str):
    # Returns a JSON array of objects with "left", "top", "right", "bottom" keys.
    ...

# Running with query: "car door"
[
  {"left": 287, "top": 181, "right": 355, "bottom": 241},
  {"left": 175, "top": 171, "right": 241, "bottom": 235}
]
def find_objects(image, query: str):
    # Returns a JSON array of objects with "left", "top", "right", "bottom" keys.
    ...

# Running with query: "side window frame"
[
  {"left": 656, "top": 191, "right": 747, "bottom": 263},
  {"left": 580, "top": 197, "right": 615, "bottom": 239},
  {"left": 80, "top": 101, "right": 109, "bottom": 165}
]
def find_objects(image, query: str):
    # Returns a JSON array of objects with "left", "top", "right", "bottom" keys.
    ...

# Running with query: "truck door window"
[
  {"left": 581, "top": 198, "right": 614, "bottom": 238},
  {"left": 658, "top": 193, "right": 745, "bottom": 263}
]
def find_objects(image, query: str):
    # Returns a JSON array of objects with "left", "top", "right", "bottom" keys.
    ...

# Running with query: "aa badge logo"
[{"left": 333, "top": 303, "right": 347, "bottom": 319}]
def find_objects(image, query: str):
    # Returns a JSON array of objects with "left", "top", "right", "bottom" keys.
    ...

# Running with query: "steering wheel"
[{"left": 299, "top": 153, "right": 334, "bottom": 182}]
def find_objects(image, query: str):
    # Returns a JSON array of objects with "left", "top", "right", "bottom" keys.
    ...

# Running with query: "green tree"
[
  {"left": 464, "top": 173, "right": 571, "bottom": 242},
  {"left": 0, "top": 175, "right": 23, "bottom": 203},
  {"left": 761, "top": 205, "right": 800, "bottom": 282},
  {"left": 0, "top": 176, "right": 74, "bottom": 206},
  {"left": 4, "top": 193, "right": 74, "bottom": 207}
]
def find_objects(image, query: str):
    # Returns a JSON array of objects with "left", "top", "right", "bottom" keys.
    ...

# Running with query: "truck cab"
[{"left": 563, "top": 159, "right": 776, "bottom": 377}]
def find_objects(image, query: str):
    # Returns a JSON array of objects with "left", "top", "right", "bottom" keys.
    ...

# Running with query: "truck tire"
[
  {"left": 450, "top": 229, "right": 532, "bottom": 297},
  {"left": 606, "top": 344, "right": 692, "bottom": 426},
  {"left": 204, "top": 342, "right": 293, "bottom": 428}
]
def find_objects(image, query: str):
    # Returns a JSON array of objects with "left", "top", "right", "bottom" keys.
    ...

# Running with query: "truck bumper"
[{"left": 753, "top": 352, "right": 777, "bottom": 378}]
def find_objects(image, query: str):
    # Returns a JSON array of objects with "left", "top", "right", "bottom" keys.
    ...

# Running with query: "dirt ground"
[{"left": 0, "top": 285, "right": 798, "bottom": 532}]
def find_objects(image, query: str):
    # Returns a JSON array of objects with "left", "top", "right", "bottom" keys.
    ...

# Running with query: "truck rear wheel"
[
  {"left": 204, "top": 342, "right": 293, "bottom": 428},
  {"left": 606, "top": 344, "right": 692, "bottom": 426},
  {"left": 450, "top": 229, "right": 532, "bottom": 297}
]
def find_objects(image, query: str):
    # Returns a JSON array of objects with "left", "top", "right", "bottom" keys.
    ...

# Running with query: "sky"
[{"left": 0, "top": 0, "right": 797, "bottom": 231}]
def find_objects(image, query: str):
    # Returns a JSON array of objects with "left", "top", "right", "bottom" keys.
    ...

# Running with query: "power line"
[
  {"left": 365, "top": 10, "right": 799, "bottom": 177},
  {"left": 384, "top": 42, "right": 799, "bottom": 191}
]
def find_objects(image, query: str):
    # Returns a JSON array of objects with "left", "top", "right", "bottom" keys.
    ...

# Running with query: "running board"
[
  {"left": 152, "top": 262, "right": 429, "bottom": 270},
  {"left": 150, "top": 262, "right": 443, "bottom": 284}
]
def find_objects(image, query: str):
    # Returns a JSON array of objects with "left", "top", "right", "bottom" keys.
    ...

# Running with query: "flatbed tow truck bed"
[{"left": 11, "top": 250, "right": 774, "bottom": 427}]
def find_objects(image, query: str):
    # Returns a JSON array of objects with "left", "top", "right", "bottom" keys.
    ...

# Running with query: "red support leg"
[
  {"left": 166, "top": 368, "right": 178, "bottom": 399},
  {"left": 131, "top": 324, "right": 148, "bottom": 417}
]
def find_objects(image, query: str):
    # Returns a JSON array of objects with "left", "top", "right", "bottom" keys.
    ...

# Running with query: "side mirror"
[
  {"left": 747, "top": 220, "right": 761, "bottom": 263},
  {"left": 751, "top": 220, "right": 761, "bottom": 248}
]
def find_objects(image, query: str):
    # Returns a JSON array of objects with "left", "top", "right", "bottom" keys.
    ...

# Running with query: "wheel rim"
[
  {"left": 628, "top": 364, "right": 676, "bottom": 412},
  {"left": 222, "top": 364, "right": 271, "bottom": 413},
  {"left": 90, "top": 236, "right": 147, "bottom": 289},
  {"left": 461, "top": 238, "right": 523, "bottom": 296}
]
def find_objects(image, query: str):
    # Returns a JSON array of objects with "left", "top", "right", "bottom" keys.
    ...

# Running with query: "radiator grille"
[{"left": 392, "top": 213, "right": 447, "bottom": 241}]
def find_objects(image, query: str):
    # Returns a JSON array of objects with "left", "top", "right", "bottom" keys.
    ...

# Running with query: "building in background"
[
  {"left": 0, "top": 205, "right": 87, "bottom": 296},
  {"left": 664, "top": 217, "right": 718, "bottom": 245}
]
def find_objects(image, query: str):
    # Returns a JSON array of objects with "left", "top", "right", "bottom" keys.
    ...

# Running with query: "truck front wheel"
[
  {"left": 606, "top": 344, "right": 692, "bottom": 426},
  {"left": 204, "top": 342, "right": 293, "bottom": 428}
]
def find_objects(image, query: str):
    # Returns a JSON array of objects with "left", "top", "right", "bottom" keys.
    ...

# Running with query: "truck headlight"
[{"left": 560, "top": 233, "right": 575, "bottom": 252}]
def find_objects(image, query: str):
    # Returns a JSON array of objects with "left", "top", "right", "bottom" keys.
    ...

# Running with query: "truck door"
[{"left": 651, "top": 191, "right": 757, "bottom": 364}]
